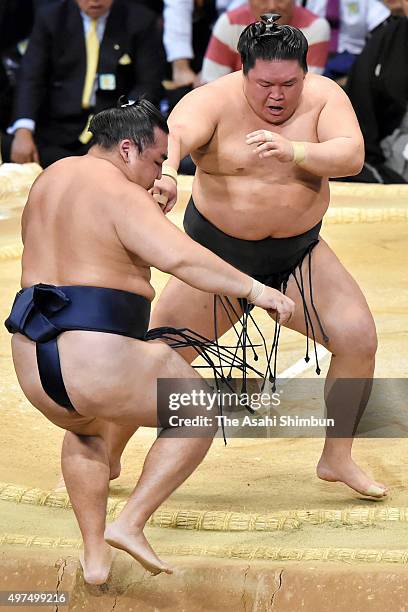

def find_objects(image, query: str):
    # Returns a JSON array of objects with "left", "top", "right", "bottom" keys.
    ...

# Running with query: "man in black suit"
[{"left": 1, "top": 0, "right": 165, "bottom": 167}]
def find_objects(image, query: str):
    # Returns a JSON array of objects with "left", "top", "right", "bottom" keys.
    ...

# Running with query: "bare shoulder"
[
  {"left": 32, "top": 156, "right": 132, "bottom": 210},
  {"left": 109, "top": 176, "right": 154, "bottom": 220},
  {"left": 29, "top": 156, "right": 74, "bottom": 187},
  {"left": 304, "top": 73, "right": 350, "bottom": 105},
  {"left": 170, "top": 72, "right": 239, "bottom": 120},
  {"left": 171, "top": 81, "right": 218, "bottom": 112},
  {"left": 24, "top": 158, "right": 77, "bottom": 205},
  {"left": 207, "top": 71, "right": 242, "bottom": 102}
]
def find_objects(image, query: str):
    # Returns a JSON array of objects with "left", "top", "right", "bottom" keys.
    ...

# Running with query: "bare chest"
[{"left": 196, "top": 104, "right": 321, "bottom": 178}]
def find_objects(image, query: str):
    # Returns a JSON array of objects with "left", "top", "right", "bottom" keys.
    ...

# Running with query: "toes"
[
  {"left": 376, "top": 482, "right": 388, "bottom": 491},
  {"left": 151, "top": 565, "right": 173, "bottom": 576},
  {"left": 360, "top": 484, "right": 388, "bottom": 498}
]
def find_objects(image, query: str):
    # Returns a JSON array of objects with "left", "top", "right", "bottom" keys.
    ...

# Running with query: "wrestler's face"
[
  {"left": 249, "top": 0, "right": 294, "bottom": 23},
  {"left": 243, "top": 59, "right": 305, "bottom": 125},
  {"left": 402, "top": 0, "right": 408, "bottom": 17},
  {"left": 121, "top": 128, "right": 168, "bottom": 189},
  {"left": 75, "top": 0, "right": 113, "bottom": 19}
]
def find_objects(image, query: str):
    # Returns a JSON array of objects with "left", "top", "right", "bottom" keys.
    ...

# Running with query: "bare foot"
[
  {"left": 317, "top": 457, "right": 388, "bottom": 498},
  {"left": 104, "top": 521, "right": 173, "bottom": 576},
  {"left": 55, "top": 462, "right": 121, "bottom": 492},
  {"left": 80, "top": 543, "right": 114, "bottom": 585}
]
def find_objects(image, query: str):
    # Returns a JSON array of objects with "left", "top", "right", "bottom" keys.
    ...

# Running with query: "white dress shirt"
[
  {"left": 297, "top": 0, "right": 390, "bottom": 54},
  {"left": 163, "top": 0, "right": 244, "bottom": 63}
]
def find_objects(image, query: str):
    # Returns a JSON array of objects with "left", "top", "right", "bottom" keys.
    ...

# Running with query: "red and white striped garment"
[{"left": 202, "top": 4, "right": 330, "bottom": 83}]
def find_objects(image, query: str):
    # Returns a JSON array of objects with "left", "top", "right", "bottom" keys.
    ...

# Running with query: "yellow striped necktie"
[{"left": 82, "top": 19, "right": 99, "bottom": 109}]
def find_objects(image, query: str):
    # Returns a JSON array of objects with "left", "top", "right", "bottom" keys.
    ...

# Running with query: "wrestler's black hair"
[
  {"left": 237, "top": 13, "right": 308, "bottom": 74},
  {"left": 88, "top": 96, "right": 168, "bottom": 151}
]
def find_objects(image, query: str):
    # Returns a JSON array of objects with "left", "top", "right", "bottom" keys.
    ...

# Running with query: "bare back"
[
  {"left": 14, "top": 156, "right": 157, "bottom": 425},
  {"left": 13, "top": 150, "right": 257, "bottom": 425},
  {"left": 21, "top": 155, "right": 155, "bottom": 300},
  {"left": 177, "top": 73, "right": 334, "bottom": 239}
]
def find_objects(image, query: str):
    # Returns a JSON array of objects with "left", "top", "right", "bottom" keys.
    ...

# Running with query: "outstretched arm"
[
  {"left": 166, "top": 85, "right": 218, "bottom": 169},
  {"left": 114, "top": 185, "right": 295, "bottom": 322},
  {"left": 151, "top": 85, "right": 219, "bottom": 212}
]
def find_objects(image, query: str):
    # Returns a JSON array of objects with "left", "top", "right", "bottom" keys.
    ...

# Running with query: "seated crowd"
[{"left": 0, "top": 0, "right": 406, "bottom": 182}]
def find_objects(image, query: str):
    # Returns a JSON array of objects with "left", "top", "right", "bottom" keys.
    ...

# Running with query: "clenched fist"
[
  {"left": 151, "top": 175, "right": 177, "bottom": 214},
  {"left": 246, "top": 129, "right": 295, "bottom": 163},
  {"left": 252, "top": 285, "right": 295, "bottom": 325}
]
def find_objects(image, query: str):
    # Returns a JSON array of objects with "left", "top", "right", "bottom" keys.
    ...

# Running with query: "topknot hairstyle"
[
  {"left": 88, "top": 96, "right": 168, "bottom": 151},
  {"left": 237, "top": 13, "right": 308, "bottom": 74}
]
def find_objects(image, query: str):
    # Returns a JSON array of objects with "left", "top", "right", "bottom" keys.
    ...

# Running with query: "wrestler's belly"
[{"left": 192, "top": 172, "right": 329, "bottom": 239}]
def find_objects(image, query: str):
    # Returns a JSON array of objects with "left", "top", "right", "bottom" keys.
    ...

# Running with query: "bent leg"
[
  {"left": 13, "top": 332, "right": 218, "bottom": 579},
  {"left": 56, "top": 421, "right": 139, "bottom": 491},
  {"left": 104, "top": 422, "right": 139, "bottom": 479},
  {"left": 61, "top": 429, "right": 114, "bottom": 584},
  {"left": 150, "top": 276, "right": 241, "bottom": 364},
  {"left": 12, "top": 335, "right": 132, "bottom": 583},
  {"left": 90, "top": 278, "right": 248, "bottom": 518},
  {"left": 103, "top": 342, "right": 218, "bottom": 574},
  {"left": 279, "top": 238, "right": 386, "bottom": 497},
  {"left": 54, "top": 423, "right": 137, "bottom": 499},
  {"left": 66, "top": 278, "right": 239, "bottom": 568},
  {"left": 60, "top": 419, "right": 139, "bottom": 584}
]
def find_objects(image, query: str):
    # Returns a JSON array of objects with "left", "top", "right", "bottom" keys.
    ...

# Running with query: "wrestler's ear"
[{"left": 118, "top": 139, "right": 134, "bottom": 164}]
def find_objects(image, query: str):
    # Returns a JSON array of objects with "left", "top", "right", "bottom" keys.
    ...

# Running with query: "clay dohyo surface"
[{"left": 0, "top": 175, "right": 408, "bottom": 610}]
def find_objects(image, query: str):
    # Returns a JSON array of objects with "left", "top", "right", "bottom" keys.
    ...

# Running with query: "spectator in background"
[
  {"left": 0, "top": 63, "right": 10, "bottom": 131},
  {"left": 163, "top": 0, "right": 221, "bottom": 174},
  {"left": 298, "top": 0, "right": 390, "bottom": 82},
  {"left": 163, "top": 0, "right": 251, "bottom": 89},
  {"left": 0, "top": 0, "right": 37, "bottom": 131},
  {"left": 201, "top": 0, "right": 330, "bottom": 83},
  {"left": 163, "top": 0, "right": 219, "bottom": 89},
  {"left": 345, "top": 0, "right": 408, "bottom": 183},
  {"left": 1, "top": 0, "right": 165, "bottom": 167}
]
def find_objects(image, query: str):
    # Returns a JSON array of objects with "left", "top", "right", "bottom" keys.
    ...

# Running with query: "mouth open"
[{"left": 267, "top": 105, "right": 284, "bottom": 114}]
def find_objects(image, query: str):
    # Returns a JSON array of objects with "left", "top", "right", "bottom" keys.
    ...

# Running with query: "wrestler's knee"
[
  {"left": 31, "top": 397, "right": 96, "bottom": 432},
  {"left": 150, "top": 341, "right": 197, "bottom": 375},
  {"left": 151, "top": 341, "right": 178, "bottom": 368},
  {"left": 58, "top": 410, "right": 98, "bottom": 434},
  {"left": 330, "top": 310, "right": 377, "bottom": 359},
  {"left": 62, "top": 429, "right": 108, "bottom": 456}
]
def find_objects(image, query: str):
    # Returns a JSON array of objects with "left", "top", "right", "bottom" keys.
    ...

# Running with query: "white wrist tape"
[
  {"left": 292, "top": 142, "right": 306, "bottom": 165},
  {"left": 247, "top": 278, "right": 265, "bottom": 304},
  {"left": 153, "top": 193, "right": 168, "bottom": 206},
  {"left": 162, "top": 164, "right": 178, "bottom": 184}
]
